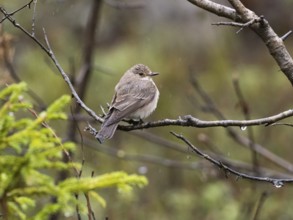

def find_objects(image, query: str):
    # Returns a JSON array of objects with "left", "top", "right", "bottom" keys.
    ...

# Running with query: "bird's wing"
[{"left": 104, "top": 80, "right": 156, "bottom": 126}]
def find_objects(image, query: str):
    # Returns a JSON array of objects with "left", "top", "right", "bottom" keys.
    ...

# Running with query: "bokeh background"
[{"left": 1, "top": 0, "right": 293, "bottom": 219}]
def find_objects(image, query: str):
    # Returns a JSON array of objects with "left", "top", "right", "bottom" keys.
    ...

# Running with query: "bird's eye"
[{"left": 138, "top": 72, "right": 144, "bottom": 76}]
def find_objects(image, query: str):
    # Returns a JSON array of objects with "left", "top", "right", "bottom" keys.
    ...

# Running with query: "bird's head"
[{"left": 131, "top": 64, "right": 159, "bottom": 79}]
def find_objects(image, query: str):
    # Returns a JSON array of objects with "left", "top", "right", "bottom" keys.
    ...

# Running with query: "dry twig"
[{"left": 171, "top": 132, "right": 293, "bottom": 186}]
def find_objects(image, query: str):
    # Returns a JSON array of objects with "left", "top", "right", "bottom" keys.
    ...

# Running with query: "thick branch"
[
  {"left": 251, "top": 19, "right": 293, "bottom": 86},
  {"left": 187, "top": 0, "right": 293, "bottom": 86},
  {"left": 227, "top": 0, "right": 254, "bottom": 18},
  {"left": 228, "top": 0, "right": 293, "bottom": 86},
  {"left": 187, "top": 0, "right": 238, "bottom": 20}
]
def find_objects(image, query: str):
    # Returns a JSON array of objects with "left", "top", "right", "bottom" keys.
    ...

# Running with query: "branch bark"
[
  {"left": 115, "top": 109, "right": 293, "bottom": 131},
  {"left": 187, "top": 0, "right": 293, "bottom": 86},
  {"left": 187, "top": 0, "right": 238, "bottom": 20}
]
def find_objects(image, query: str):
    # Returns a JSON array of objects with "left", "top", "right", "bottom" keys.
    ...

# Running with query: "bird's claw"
[{"left": 124, "top": 118, "right": 144, "bottom": 125}]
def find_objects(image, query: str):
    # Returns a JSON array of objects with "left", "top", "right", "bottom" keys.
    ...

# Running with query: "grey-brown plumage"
[{"left": 96, "top": 64, "right": 159, "bottom": 143}]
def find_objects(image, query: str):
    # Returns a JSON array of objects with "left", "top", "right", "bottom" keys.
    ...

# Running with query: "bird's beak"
[{"left": 149, "top": 72, "right": 159, "bottom": 77}]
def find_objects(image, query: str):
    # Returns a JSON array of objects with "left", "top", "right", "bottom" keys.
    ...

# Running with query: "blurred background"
[{"left": 1, "top": 0, "right": 293, "bottom": 219}]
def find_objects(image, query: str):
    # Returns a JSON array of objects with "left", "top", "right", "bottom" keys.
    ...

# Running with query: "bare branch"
[
  {"left": 104, "top": 0, "right": 145, "bottom": 9},
  {"left": 269, "top": 122, "right": 293, "bottom": 127},
  {"left": 187, "top": 0, "right": 238, "bottom": 20},
  {"left": 132, "top": 131, "right": 293, "bottom": 178},
  {"left": 171, "top": 132, "right": 293, "bottom": 185},
  {"left": 84, "top": 107, "right": 293, "bottom": 174},
  {"left": 212, "top": 18, "right": 260, "bottom": 34},
  {"left": 115, "top": 109, "right": 293, "bottom": 131},
  {"left": 0, "top": 5, "right": 102, "bottom": 124},
  {"left": 280, "top": 30, "right": 292, "bottom": 41},
  {"left": 227, "top": 0, "right": 254, "bottom": 18},
  {"left": 212, "top": 19, "right": 255, "bottom": 27},
  {"left": 31, "top": 0, "right": 37, "bottom": 37},
  {"left": 0, "top": 0, "right": 33, "bottom": 23},
  {"left": 232, "top": 73, "right": 259, "bottom": 174},
  {"left": 252, "top": 191, "right": 269, "bottom": 220},
  {"left": 85, "top": 116, "right": 293, "bottom": 173},
  {"left": 42, "top": 28, "right": 103, "bottom": 123},
  {"left": 187, "top": 0, "right": 293, "bottom": 86}
]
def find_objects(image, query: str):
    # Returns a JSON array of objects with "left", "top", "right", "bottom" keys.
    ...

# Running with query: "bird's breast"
[{"left": 129, "top": 86, "right": 159, "bottom": 119}]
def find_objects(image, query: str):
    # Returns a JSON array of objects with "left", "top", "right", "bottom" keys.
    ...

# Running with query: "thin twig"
[
  {"left": 85, "top": 192, "right": 93, "bottom": 220},
  {"left": 252, "top": 191, "right": 269, "bottom": 220},
  {"left": 132, "top": 131, "right": 293, "bottom": 178},
  {"left": 212, "top": 19, "right": 255, "bottom": 27},
  {"left": 31, "top": 0, "right": 37, "bottom": 37},
  {"left": 41, "top": 28, "right": 102, "bottom": 123},
  {"left": 0, "top": 0, "right": 33, "bottom": 23},
  {"left": 232, "top": 73, "right": 259, "bottom": 174},
  {"left": 0, "top": 7, "right": 102, "bottom": 123},
  {"left": 212, "top": 18, "right": 257, "bottom": 34},
  {"left": 75, "top": 193, "right": 82, "bottom": 220},
  {"left": 280, "top": 30, "right": 292, "bottom": 41},
  {"left": 90, "top": 171, "right": 97, "bottom": 220},
  {"left": 269, "top": 122, "right": 293, "bottom": 127},
  {"left": 171, "top": 132, "right": 293, "bottom": 185},
  {"left": 104, "top": 0, "right": 145, "bottom": 9}
]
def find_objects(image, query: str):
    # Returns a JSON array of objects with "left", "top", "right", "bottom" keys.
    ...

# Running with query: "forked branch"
[{"left": 187, "top": 0, "right": 293, "bottom": 86}]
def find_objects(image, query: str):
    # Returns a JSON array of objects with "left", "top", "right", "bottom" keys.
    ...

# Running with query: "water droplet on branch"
[
  {"left": 273, "top": 180, "right": 284, "bottom": 188},
  {"left": 240, "top": 126, "right": 247, "bottom": 131}
]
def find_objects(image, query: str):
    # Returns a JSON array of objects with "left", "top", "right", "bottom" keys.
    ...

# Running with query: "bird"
[{"left": 96, "top": 64, "right": 159, "bottom": 143}]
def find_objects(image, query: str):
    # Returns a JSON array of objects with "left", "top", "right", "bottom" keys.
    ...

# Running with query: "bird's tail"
[{"left": 95, "top": 123, "right": 118, "bottom": 144}]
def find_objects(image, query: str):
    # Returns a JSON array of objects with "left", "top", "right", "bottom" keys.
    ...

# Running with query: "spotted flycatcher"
[{"left": 96, "top": 64, "right": 159, "bottom": 143}]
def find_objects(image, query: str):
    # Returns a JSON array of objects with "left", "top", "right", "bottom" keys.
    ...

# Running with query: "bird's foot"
[{"left": 124, "top": 118, "right": 144, "bottom": 125}]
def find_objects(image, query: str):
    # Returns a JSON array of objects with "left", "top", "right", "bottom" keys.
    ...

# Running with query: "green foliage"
[{"left": 0, "top": 83, "right": 148, "bottom": 219}]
